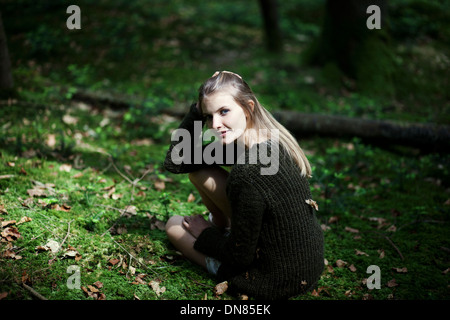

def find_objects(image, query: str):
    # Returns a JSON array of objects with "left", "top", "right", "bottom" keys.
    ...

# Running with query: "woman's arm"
[{"left": 163, "top": 103, "right": 206, "bottom": 174}]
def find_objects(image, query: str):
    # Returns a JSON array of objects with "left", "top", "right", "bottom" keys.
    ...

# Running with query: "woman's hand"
[{"left": 183, "top": 215, "right": 210, "bottom": 238}]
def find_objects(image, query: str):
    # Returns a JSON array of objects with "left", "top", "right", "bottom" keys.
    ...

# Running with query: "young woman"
[{"left": 163, "top": 71, "right": 324, "bottom": 299}]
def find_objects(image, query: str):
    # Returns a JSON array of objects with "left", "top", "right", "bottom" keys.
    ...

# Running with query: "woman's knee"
[{"left": 165, "top": 215, "right": 184, "bottom": 240}]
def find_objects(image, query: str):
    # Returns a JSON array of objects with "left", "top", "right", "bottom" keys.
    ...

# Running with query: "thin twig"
[
  {"left": 382, "top": 234, "right": 404, "bottom": 260},
  {"left": 110, "top": 236, "right": 160, "bottom": 276},
  {"left": 22, "top": 283, "right": 47, "bottom": 300},
  {"left": 56, "top": 219, "right": 74, "bottom": 254}
]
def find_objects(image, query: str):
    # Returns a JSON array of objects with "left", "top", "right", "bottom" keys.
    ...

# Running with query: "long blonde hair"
[{"left": 198, "top": 71, "right": 312, "bottom": 178}]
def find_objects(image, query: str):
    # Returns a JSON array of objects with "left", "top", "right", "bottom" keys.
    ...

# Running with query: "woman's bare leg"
[
  {"left": 188, "top": 166, "right": 231, "bottom": 229},
  {"left": 165, "top": 166, "right": 230, "bottom": 269},
  {"left": 165, "top": 215, "right": 208, "bottom": 268}
]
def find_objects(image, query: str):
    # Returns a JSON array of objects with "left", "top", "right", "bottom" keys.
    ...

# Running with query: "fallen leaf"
[
  {"left": 27, "top": 187, "right": 47, "bottom": 198},
  {"left": 378, "top": 249, "right": 385, "bottom": 259},
  {"left": 87, "top": 285, "right": 99, "bottom": 293},
  {"left": 328, "top": 216, "right": 339, "bottom": 224},
  {"left": 345, "top": 226, "right": 359, "bottom": 233},
  {"left": 214, "top": 281, "right": 228, "bottom": 296},
  {"left": 392, "top": 267, "right": 408, "bottom": 273},
  {"left": 386, "top": 225, "right": 397, "bottom": 232},
  {"left": 2, "top": 250, "right": 22, "bottom": 260},
  {"left": 311, "top": 289, "right": 319, "bottom": 297},
  {"left": 1, "top": 227, "right": 21, "bottom": 241},
  {"left": 122, "top": 205, "right": 137, "bottom": 215},
  {"left": 0, "top": 204, "right": 8, "bottom": 215},
  {"left": 0, "top": 292, "right": 8, "bottom": 300},
  {"left": 305, "top": 199, "right": 319, "bottom": 211},
  {"left": 46, "top": 134, "right": 56, "bottom": 148},
  {"left": 44, "top": 240, "right": 60, "bottom": 253},
  {"left": 132, "top": 274, "right": 147, "bottom": 285},
  {"left": 1, "top": 220, "right": 16, "bottom": 227},
  {"left": 187, "top": 193, "right": 195, "bottom": 203},
  {"left": 349, "top": 264, "right": 357, "bottom": 272},
  {"left": 149, "top": 280, "right": 166, "bottom": 296},
  {"left": 59, "top": 164, "right": 72, "bottom": 172},
  {"left": 387, "top": 278, "right": 398, "bottom": 287},
  {"left": 335, "top": 259, "right": 347, "bottom": 268},
  {"left": 17, "top": 216, "right": 32, "bottom": 225},
  {"left": 49, "top": 203, "right": 71, "bottom": 212},
  {"left": 109, "top": 258, "right": 120, "bottom": 266},
  {"left": 62, "top": 114, "right": 78, "bottom": 125},
  {"left": 355, "top": 249, "right": 369, "bottom": 256},
  {"left": 154, "top": 180, "right": 165, "bottom": 191}
]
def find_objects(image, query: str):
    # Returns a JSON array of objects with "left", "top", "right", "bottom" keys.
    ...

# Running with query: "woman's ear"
[{"left": 248, "top": 100, "right": 255, "bottom": 112}]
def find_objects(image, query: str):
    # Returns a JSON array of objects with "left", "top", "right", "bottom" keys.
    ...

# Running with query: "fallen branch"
[{"left": 71, "top": 90, "right": 450, "bottom": 152}]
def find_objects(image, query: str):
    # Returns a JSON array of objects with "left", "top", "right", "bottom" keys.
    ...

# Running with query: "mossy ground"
[{"left": 0, "top": 0, "right": 449, "bottom": 301}]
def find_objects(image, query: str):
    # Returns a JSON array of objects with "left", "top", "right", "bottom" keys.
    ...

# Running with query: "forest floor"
[{"left": 0, "top": 0, "right": 449, "bottom": 301}]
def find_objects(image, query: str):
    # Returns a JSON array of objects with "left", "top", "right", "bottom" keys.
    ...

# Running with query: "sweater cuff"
[{"left": 193, "top": 226, "right": 224, "bottom": 257}]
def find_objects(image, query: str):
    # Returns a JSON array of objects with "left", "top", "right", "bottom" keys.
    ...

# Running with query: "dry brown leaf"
[
  {"left": 349, "top": 264, "right": 357, "bottom": 272},
  {"left": 59, "top": 164, "right": 72, "bottom": 172},
  {"left": 214, "top": 281, "right": 228, "bottom": 296},
  {"left": 27, "top": 187, "right": 47, "bottom": 198},
  {"left": 345, "top": 226, "right": 359, "bottom": 233},
  {"left": 109, "top": 258, "right": 120, "bottom": 266},
  {"left": 2, "top": 250, "right": 22, "bottom": 260},
  {"left": 1, "top": 220, "right": 16, "bottom": 227},
  {"left": 1, "top": 227, "right": 21, "bottom": 241},
  {"left": 378, "top": 249, "right": 385, "bottom": 259},
  {"left": 154, "top": 180, "right": 166, "bottom": 191},
  {"left": 187, "top": 193, "right": 196, "bottom": 203},
  {"left": 387, "top": 278, "right": 398, "bottom": 287},
  {"left": 305, "top": 199, "right": 319, "bottom": 211},
  {"left": 328, "top": 216, "right": 339, "bottom": 224},
  {"left": 335, "top": 259, "right": 347, "bottom": 268},
  {"left": 17, "top": 216, "right": 32, "bottom": 225},
  {"left": 0, "top": 204, "right": 8, "bottom": 215},
  {"left": 386, "top": 225, "right": 397, "bottom": 232},
  {"left": 149, "top": 280, "right": 166, "bottom": 296},
  {"left": 355, "top": 249, "right": 369, "bottom": 256},
  {"left": 392, "top": 267, "right": 408, "bottom": 273}
]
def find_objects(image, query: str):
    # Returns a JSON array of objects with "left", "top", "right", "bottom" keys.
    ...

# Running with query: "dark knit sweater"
[{"left": 164, "top": 103, "right": 324, "bottom": 300}]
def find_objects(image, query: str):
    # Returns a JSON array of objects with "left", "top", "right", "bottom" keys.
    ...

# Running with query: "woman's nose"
[{"left": 212, "top": 115, "right": 222, "bottom": 129}]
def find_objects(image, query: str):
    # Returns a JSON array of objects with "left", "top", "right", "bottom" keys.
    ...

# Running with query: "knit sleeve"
[
  {"left": 163, "top": 103, "right": 240, "bottom": 174},
  {"left": 194, "top": 173, "right": 266, "bottom": 268},
  {"left": 163, "top": 103, "right": 206, "bottom": 174}
]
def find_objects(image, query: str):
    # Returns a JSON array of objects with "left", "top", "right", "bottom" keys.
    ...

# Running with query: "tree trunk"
[
  {"left": 305, "top": 0, "right": 395, "bottom": 96},
  {"left": 69, "top": 89, "right": 450, "bottom": 153},
  {"left": 258, "top": 0, "right": 282, "bottom": 53},
  {"left": 0, "top": 12, "right": 13, "bottom": 91},
  {"left": 272, "top": 110, "right": 450, "bottom": 153}
]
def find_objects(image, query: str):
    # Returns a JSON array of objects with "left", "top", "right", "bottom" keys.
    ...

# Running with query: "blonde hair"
[{"left": 198, "top": 71, "right": 312, "bottom": 177}]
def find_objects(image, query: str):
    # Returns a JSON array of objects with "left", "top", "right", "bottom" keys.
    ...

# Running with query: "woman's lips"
[{"left": 219, "top": 130, "right": 230, "bottom": 137}]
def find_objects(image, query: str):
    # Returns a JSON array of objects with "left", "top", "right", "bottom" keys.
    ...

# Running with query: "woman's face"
[{"left": 202, "top": 89, "right": 251, "bottom": 145}]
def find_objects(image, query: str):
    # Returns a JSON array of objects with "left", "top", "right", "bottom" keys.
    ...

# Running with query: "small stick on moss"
[{"left": 22, "top": 283, "right": 47, "bottom": 300}]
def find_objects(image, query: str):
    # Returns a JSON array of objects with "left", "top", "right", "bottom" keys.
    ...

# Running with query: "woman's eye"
[{"left": 220, "top": 109, "right": 229, "bottom": 116}]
